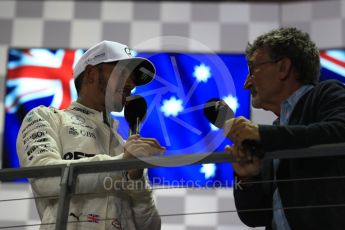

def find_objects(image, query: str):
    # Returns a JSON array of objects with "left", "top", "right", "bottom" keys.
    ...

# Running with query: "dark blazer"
[{"left": 234, "top": 80, "right": 345, "bottom": 230}]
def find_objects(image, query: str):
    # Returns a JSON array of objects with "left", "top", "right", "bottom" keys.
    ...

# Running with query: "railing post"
[{"left": 55, "top": 165, "right": 75, "bottom": 230}]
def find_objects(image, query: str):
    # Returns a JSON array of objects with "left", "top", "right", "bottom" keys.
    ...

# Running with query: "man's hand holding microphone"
[
  {"left": 122, "top": 95, "right": 165, "bottom": 180},
  {"left": 223, "top": 117, "right": 263, "bottom": 180},
  {"left": 123, "top": 134, "right": 165, "bottom": 180},
  {"left": 203, "top": 99, "right": 264, "bottom": 181}
]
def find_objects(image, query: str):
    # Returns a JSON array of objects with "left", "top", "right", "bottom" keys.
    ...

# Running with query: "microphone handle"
[
  {"left": 241, "top": 139, "right": 265, "bottom": 159},
  {"left": 129, "top": 117, "right": 140, "bottom": 136}
]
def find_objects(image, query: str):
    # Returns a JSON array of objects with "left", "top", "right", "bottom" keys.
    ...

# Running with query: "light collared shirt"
[{"left": 272, "top": 85, "right": 314, "bottom": 230}]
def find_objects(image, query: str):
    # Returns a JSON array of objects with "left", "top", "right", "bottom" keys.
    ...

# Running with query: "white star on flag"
[
  {"left": 223, "top": 94, "right": 239, "bottom": 113},
  {"left": 160, "top": 96, "right": 184, "bottom": 117},
  {"left": 200, "top": 163, "right": 217, "bottom": 179},
  {"left": 193, "top": 63, "right": 211, "bottom": 83}
]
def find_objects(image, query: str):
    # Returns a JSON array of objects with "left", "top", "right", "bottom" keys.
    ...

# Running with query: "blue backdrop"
[{"left": 3, "top": 48, "right": 251, "bottom": 186}]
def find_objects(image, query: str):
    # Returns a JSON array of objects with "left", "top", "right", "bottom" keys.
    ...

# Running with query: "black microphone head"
[
  {"left": 204, "top": 98, "right": 234, "bottom": 128},
  {"left": 124, "top": 95, "right": 147, "bottom": 128}
]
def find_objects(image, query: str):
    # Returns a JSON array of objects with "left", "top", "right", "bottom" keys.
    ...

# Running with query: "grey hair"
[{"left": 245, "top": 27, "right": 320, "bottom": 85}]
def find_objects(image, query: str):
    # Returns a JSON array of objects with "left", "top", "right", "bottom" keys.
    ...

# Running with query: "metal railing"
[{"left": 1, "top": 142, "right": 345, "bottom": 229}]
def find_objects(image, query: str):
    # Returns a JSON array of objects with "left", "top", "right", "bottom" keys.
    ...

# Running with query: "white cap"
[{"left": 73, "top": 40, "right": 155, "bottom": 86}]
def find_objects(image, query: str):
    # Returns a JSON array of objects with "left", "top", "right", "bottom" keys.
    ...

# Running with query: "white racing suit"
[{"left": 16, "top": 102, "right": 161, "bottom": 230}]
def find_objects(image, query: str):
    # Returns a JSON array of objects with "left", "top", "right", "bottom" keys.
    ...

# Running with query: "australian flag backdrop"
[
  {"left": 4, "top": 48, "right": 251, "bottom": 186},
  {"left": 4, "top": 48, "right": 345, "bottom": 186}
]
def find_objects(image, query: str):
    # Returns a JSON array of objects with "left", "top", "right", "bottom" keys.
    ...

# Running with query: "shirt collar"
[
  {"left": 281, "top": 84, "right": 314, "bottom": 111},
  {"left": 69, "top": 101, "right": 98, "bottom": 115},
  {"left": 279, "top": 84, "right": 314, "bottom": 125},
  {"left": 68, "top": 101, "right": 119, "bottom": 128}
]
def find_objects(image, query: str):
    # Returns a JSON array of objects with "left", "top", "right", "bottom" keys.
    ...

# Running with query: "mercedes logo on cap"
[{"left": 124, "top": 47, "right": 132, "bottom": 56}]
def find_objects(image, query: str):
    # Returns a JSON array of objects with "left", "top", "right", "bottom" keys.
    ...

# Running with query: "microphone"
[
  {"left": 124, "top": 95, "right": 147, "bottom": 135},
  {"left": 203, "top": 98, "right": 265, "bottom": 158},
  {"left": 204, "top": 98, "right": 234, "bottom": 128}
]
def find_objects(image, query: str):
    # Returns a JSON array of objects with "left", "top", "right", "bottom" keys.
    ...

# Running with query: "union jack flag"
[
  {"left": 6, "top": 49, "right": 83, "bottom": 113},
  {"left": 3, "top": 48, "right": 84, "bottom": 170},
  {"left": 320, "top": 49, "right": 345, "bottom": 82},
  {"left": 87, "top": 213, "right": 100, "bottom": 223}
]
